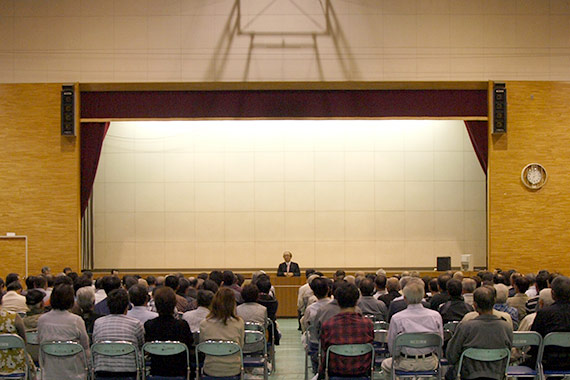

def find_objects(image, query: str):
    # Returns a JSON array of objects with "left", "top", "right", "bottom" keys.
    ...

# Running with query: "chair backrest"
[
  {"left": 393, "top": 332, "right": 443, "bottom": 356},
  {"left": 195, "top": 340, "right": 243, "bottom": 379},
  {"left": 142, "top": 341, "right": 190, "bottom": 379},
  {"left": 325, "top": 343, "right": 375, "bottom": 380},
  {"left": 0, "top": 333, "right": 29, "bottom": 377},
  {"left": 457, "top": 348, "right": 510, "bottom": 380},
  {"left": 91, "top": 341, "right": 140, "bottom": 376},
  {"left": 40, "top": 340, "right": 89, "bottom": 378},
  {"left": 512, "top": 331, "right": 542, "bottom": 348},
  {"left": 374, "top": 321, "right": 389, "bottom": 331},
  {"left": 25, "top": 331, "right": 39, "bottom": 345},
  {"left": 244, "top": 321, "right": 265, "bottom": 332},
  {"left": 443, "top": 321, "right": 460, "bottom": 340},
  {"left": 537, "top": 331, "right": 570, "bottom": 369}
]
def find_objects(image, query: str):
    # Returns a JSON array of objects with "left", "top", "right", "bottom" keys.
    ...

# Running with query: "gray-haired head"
[{"left": 403, "top": 278, "right": 425, "bottom": 304}]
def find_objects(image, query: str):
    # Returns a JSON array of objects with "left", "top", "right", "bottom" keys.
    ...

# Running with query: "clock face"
[{"left": 521, "top": 163, "right": 547, "bottom": 190}]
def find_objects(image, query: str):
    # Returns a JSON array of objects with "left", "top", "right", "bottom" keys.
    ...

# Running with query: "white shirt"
[
  {"left": 388, "top": 303, "right": 443, "bottom": 355},
  {"left": 127, "top": 305, "right": 158, "bottom": 325},
  {"left": 182, "top": 306, "right": 210, "bottom": 333}
]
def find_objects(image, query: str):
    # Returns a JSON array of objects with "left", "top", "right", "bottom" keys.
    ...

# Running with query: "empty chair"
[{"left": 325, "top": 343, "right": 375, "bottom": 380}]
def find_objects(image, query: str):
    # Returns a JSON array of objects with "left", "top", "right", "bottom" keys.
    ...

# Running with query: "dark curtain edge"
[
  {"left": 80, "top": 121, "right": 110, "bottom": 217},
  {"left": 464, "top": 120, "right": 488, "bottom": 175}
]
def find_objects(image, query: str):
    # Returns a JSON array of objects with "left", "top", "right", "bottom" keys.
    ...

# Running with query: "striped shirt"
[{"left": 92, "top": 314, "right": 144, "bottom": 373}]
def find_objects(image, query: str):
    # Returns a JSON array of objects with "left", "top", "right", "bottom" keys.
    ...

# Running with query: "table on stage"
[{"left": 270, "top": 275, "right": 305, "bottom": 318}]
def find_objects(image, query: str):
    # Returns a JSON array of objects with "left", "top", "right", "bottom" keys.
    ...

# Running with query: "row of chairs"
[{"left": 0, "top": 320, "right": 275, "bottom": 380}]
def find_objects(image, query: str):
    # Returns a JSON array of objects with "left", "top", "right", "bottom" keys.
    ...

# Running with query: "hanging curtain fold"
[
  {"left": 80, "top": 122, "right": 110, "bottom": 216},
  {"left": 464, "top": 120, "right": 488, "bottom": 174}
]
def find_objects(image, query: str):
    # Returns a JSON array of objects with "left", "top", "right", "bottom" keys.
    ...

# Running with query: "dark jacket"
[
  {"left": 439, "top": 296, "right": 474, "bottom": 324},
  {"left": 277, "top": 261, "right": 301, "bottom": 276},
  {"left": 529, "top": 300, "right": 570, "bottom": 370}
]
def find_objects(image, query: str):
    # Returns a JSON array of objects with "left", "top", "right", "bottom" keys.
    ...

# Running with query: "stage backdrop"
[{"left": 92, "top": 119, "right": 486, "bottom": 270}]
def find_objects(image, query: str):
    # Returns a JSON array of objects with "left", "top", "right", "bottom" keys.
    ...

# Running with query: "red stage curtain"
[
  {"left": 81, "top": 122, "right": 110, "bottom": 216},
  {"left": 464, "top": 120, "right": 488, "bottom": 174}
]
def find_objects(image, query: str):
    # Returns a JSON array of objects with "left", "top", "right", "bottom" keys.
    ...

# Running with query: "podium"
[{"left": 270, "top": 275, "right": 305, "bottom": 317}]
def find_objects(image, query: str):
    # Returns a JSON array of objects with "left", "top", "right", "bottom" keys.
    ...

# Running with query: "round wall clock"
[{"left": 521, "top": 163, "right": 547, "bottom": 190}]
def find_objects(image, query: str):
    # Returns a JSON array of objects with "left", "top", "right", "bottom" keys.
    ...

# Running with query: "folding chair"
[
  {"left": 457, "top": 348, "right": 510, "bottom": 380},
  {"left": 538, "top": 331, "right": 570, "bottom": 379},
  {"left": 40, "top": 340, "right": 89, "bottom": 380},
  {"left": 443, "top": 322, "right": 460, "bottom": 342},
  {"left": 304, "top": 324, "right": 320, "bottom": 380},
  {"left": 0, "top": 334, "right": 31, "bottom": 379},
  {"left": 195, "top": 340, "right": 243, "bottom": 380},
  {"left": 142, "top": 341, "right": 191, "bottom": 380},
  {"left": 372, "top": 323, "right": 389, "bottom": 370},
  {"left": 391, "top": 332, "right": 443, "bottom": 380},
  {"left": 91, "top": 341, "right": 141, "bottom": 380},
  {"left": 324, "top": 343, "right": 375, "bottom": 380},
  {"left": 265, "top": 318, "right": 276, "bottom": 374},
  {"left": 507, "top": 331, "right": 542, "bottom": 380},
  {"left": 242, "top": 324, "right": 268, "bottom": 380},
  {"left": 24, "top": 331, "right": 39, "bottom": 366}
]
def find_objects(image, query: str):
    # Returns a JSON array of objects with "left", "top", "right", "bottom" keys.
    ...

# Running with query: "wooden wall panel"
[
  {"left": 0, "top": 84, "right": 80, "bottom": 277},
  {"left": 489, "top": 81, "right": 570, "bottom": 274}
]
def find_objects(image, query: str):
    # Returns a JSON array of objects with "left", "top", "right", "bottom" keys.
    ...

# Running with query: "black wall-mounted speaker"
[
  {"left": 437, "top": 256, "right": 451, "bottom": 271},
  {"left": 61, "top": 85, "right": 76, "bottom": 136},
  {"left": 493, "top": 82, "right": 507, "bottom": 134}
]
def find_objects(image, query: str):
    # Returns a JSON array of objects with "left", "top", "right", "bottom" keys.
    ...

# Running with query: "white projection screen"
[{"left": 92, "top": 120, "right": 486, "bottom": 270}]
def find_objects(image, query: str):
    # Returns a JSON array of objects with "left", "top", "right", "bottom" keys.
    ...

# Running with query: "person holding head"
[
  {"left": 277, "top": 251, "right": 301, "bottom": 277},
  {"left": 183, "top": 289, "right": 215, "bottom": 333},
  {"left": 199, "top": 288, "right": 245, "bottom": 378},
  {"left": 92, "top": 288, "right": 144, "bottom": 379},
  {"left": 381, "top": 278, "right": 443, "bottom": 380},
  {"left": 529, "top": 275, "right": 570, "bottom": 371},
  {"left": 319, "top": 282, "right": 374, "bottom": 379},
  {"left": 38, "top": 284, "right": 90, "bottom": 379},
  {"left": 445, "top": 286, "right": 513, "bottom": 380},
  {"left": 127, "top": 284, "right": 158, "bottom": 325},
  {"left": 144, "top": 287, "right": 193, "bottom": 378}
]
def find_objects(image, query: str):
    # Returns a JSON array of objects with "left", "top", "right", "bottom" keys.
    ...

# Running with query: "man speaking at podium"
[{"left": 277, "top": 251, "right": 301, "bottom": 277}]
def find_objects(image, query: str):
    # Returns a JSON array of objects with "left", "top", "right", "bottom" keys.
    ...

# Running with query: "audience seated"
[
  {"left": 75, "top": 286, "right": 101, "bottom": 337},
  {"left": 237, "top": 284, "right": 267, "bottom": 325},
  {"left": 357, "top": 278, "right": 388, "bottom": 321},
  {"left": 0, "top": 291, "right": 28, "bottom": 376},
  {"left": 445, "top": 286, "right": 513, "bottom": 380},
  {"left": 2, "top": 281, "right": 28, "bottom": 313},
  {"left": 297, "top": 269, "right": 317, "bottom": 330},
  {"left": 493, "top": 284, "right": 519, "bottom": 330},
  {"left": 382, "top": 278, "right": 443, "bottom": 380},
  {"left": 222, "top": 270, "right": 244, "bottom": 305},
  {"left": 525, "top": 270, "right": 549, "bottom": 314},
  {"left": 178, "top": 277, "right": 198, "bottom": 310},
  {"left": 92, "top": 288, "right": 144, "bottom": 379},
  {"left": 374, "top": 274, "right": 388, "bottom": 298},
  {"left": 507, "top": 275, "right": 530, "bottom": 320},
  {"left": 429, "top": 274, "right": 451, "bottom": 310},
  {"left": 462, "top": 278, "right": 476, "bottom": 306},
  {"left": 529, "top": 275, "right": 570, "bottom": 371},
  {"left": 379, "top": 277, "right": 401, "bottom": 307},
  {"left": 199, "top": 287, "right": 245, "bottom": 378},
  {"left": 183, "top": 289, "right": 214, "bottom": 333},
  {"left": 23, "top": 289, "right": 45, "bottom": 330},
  {"left": 439, "top": 279, "right": 473, "bottom": 324},
  {"left": 144, "top": 287, "right": 193, "bottom": 378},
  {"left": 319, "top": 282, "right": 374, "bottom": 380},
  {"left": 94, "top": 275, "right": 121, "bottom": 316},
  {"left": 462, "top": 287, "right": 514, "bottom": 329},
  {"left": 38, "top": 284, "right": 90, "bottom": 379},
  {"left": 126, "top": 284, "right": 158, "bottom": 324},
  {"left": 255, "top": 276, "right": 280, "bottom": 345},
  {"left": 519, "top": 288, "right": 553, "bottom": 331},
  {"left": 165, "top": 275, "right": 192, "bottom": 313},
  {"left": 301, "top": 277, "right": 331, "bottom": 332}
]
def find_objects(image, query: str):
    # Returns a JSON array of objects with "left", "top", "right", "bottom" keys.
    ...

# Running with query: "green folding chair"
[
  {"left": 456, "top": 348, "right": 510, "bottom": 380},
  {"left": 242, "top": 327, "right": 268, "bottom": 380},
  {"left": 91, "top": 340, "right": 141, "bottom": 380},
  {"left": 0, "top": 334, "right": 31, "bottom": 379},
  {"left": 195, "top": 340, "right": 243, "bottom": 380},
  {"left": 443, "top": 322, "right": 460, "bottom": 342},
  {"left": 142, "top": 341, "right": 191, "bottom": 380},
  {"left": 39, "top": 340, "right": 89, "bottom": 380},
  {"left": 391, "top": 332, "right": 443, "bottom": 380},
  {"left": 325, "top": 343, "right": 375, "bottom": 380},
  {"left": 537, "top": 331, "right": 570, "bottom": 379},
  {"left": 507, "top": 331, "right": 542, "bottom": 380},
  {"left": 305, "top": 324, "right": 320, "bottom": 380}
]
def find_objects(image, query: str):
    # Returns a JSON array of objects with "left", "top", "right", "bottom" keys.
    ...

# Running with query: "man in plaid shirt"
[{"left": 319, "top": 282, "right": 374, "bottom": 379}]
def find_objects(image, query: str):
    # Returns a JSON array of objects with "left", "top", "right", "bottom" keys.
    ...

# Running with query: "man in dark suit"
[{"left": 277, "top": 251, "right": 301, "bottom": 277}]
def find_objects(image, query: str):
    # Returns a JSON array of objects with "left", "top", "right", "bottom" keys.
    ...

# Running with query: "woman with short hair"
[{"left": 199, "top": 287, "right": 244, "bottom": 378}]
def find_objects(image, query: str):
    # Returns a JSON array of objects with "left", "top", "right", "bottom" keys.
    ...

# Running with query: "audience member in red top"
[{"left": 319, "top": 282, "right": 374, "bottom": 379}]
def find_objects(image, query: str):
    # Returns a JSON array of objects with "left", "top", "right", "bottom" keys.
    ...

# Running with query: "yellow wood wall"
[
  {"left": 0, "top": 84, "right": 80, "bottom": 277},
  {"left": 489, "top": 81, "right": 570, "bottom": 275}
]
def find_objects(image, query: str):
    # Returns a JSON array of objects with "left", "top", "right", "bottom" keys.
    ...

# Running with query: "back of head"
[
  {"left": 447, "top": 279, "right": 463, "bottom": 297},
  {"left": 539, "top": 288, "right": 554, "bottom": 308},
  {"left": 335, "top": 282, "right": 360, "bottom": 309},
  {"left": 25, "top": 276, "right": 36, "bottom": 290},
  {"left": 462, "top": 278, "right": 476, "bottom": 294},
  {"left": 256, "top": 278, "right": 272, "bottom": 294},
  {"left": 54, "top": 274, "right": 73, "bottom": 287},
  {"left": 154, "top": 286, "right": 177, "bottom": 316},
  {"left": 305, "top": 269, "right": 316, "bottom": 279},
  {"left": 197, "top": 289, "right": 215, "bottom": 308},
  {"left": 146, "top": 275, "right": 157, "bottom": 286},
  {"left": 178, "top": 278, "right": 190, "bottom": 295},
  {"left": 222, "top": 271, "right": 236, "bottom": 286},
  {"left": 201, "top": 279, "right": 219, "bottom": 294},
  {"left": 334, "top": 270, "right": 346, "bottom": 281},
  {"left": 437, "top": 274, "right": 452, "bottom": 292},
  {"left": 107, "top": 288, "right": 130, "bottom": 315},
  {"left": 535, "top": 271, "right": 550, "bottom": 291},
  {"left": 386, "top": 277, "right": 400, "bottom": 292},
  {"left": 6, "top": 273, "right": 19, "bottom": 286},
  {"left": 164, "top": 275, "right": 180, "bottom": 290},
  {"left": 76, "top": 286, "right": 96, "bottom": 312},
  {"left": 209, "top": 287, "right": 238, "bottom": 324},
  {"left": 311, "top": 277, "right": 329, "bottom": 299},
  {"left": 399, "top": 276, "right": 412, "bottom": 291},
  {"left": 376, "top": 268, "right": 387, "bottom": 277},
  {"left": 403, "top": 278, "right": 425, "bottom": 304},
  {"left": 514, "top": 275, "right": 530, "bottom": 294},
  {"left": 494, "top": 283, "right": 509, "bottom": 304},
  {"left": 6, "top": 281, "right": 22, "bottom": 292},
  {"left": 51, "top": 284, "right": 75, "bottom": 311},
  {"left": 209, "top": 271, "right": 223, "bottom": 286},
  {"left": 26, "top": 289, "right": 45, "bottom": 308},
  {"left": 359, "top": 278, "right": 375, "bottom": 297},
  {"left": 101, "top": 275, "right": 121, "bottom": 295},
  {"left": 123, "top": 275, "right": 138, "bottom": 290},
  {"left": 453, "top": 271, "right": 464, "bottom": 281},
  {"left": 551, "top": 275, "right": 570, "bottom": 301},
  {"left": 34, "top": 275, "right": 47, "bottom": 289},
  {"left": 241, "top": 284, "right": 259, "bottom": 303},
  {"left": 74, "top": 275, "right": 93, "bottom": 293},
  {"left": 128, "top": 284, "right": 149, "bottom": 307},
  {"left": 429, "top": 278, "right": 439, "bottom": 293},
  {"left": 473, "top": 286, "right": 495, "bottom": 312},
  {"left": 375, "top": 274, "right": 387, "bottom": 290},
  {"left": 344, "top": 275, "right": 356, "bottom": 285}
]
